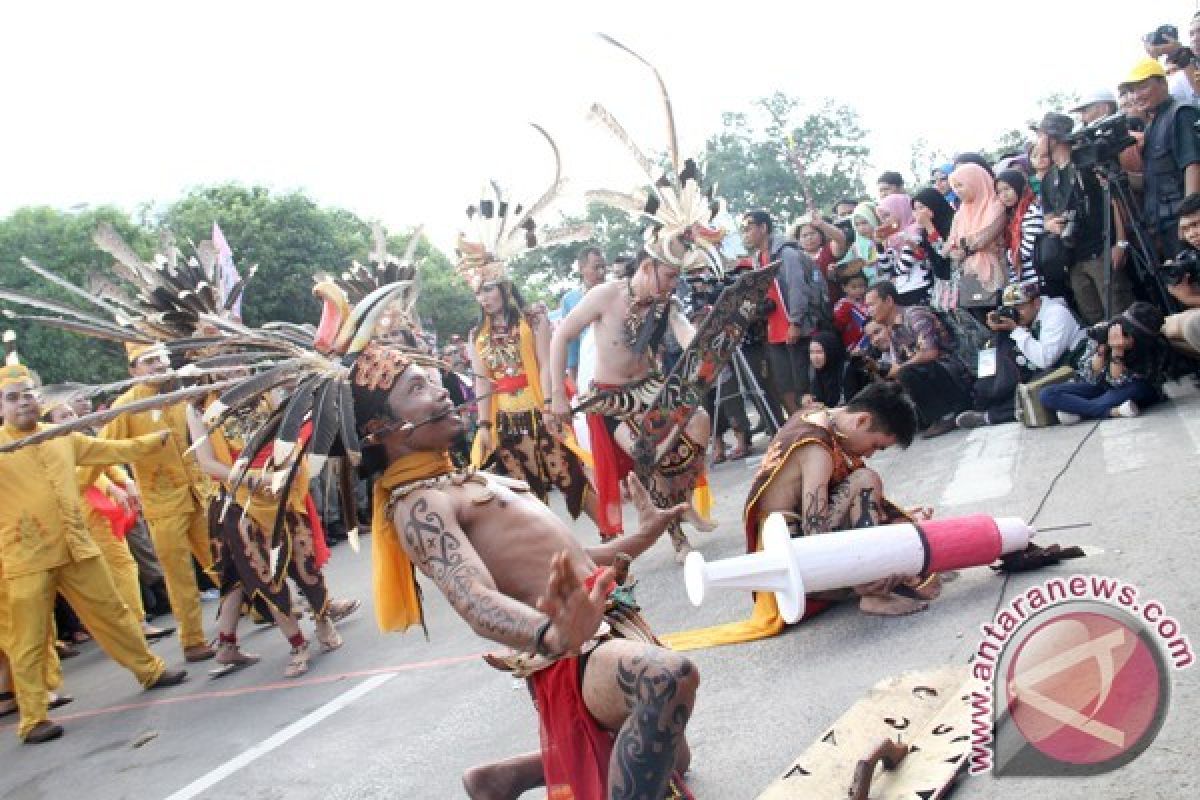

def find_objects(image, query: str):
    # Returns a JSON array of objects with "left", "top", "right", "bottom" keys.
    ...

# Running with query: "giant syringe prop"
[{"left": 684, "top": 514, "right": 1035, "bottom": 623}]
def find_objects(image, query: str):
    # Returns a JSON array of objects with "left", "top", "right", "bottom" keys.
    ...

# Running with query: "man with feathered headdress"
[
  {"left": 348, "top": 336, "right": 699, "bottom": 799},
  {"left": 548, "top": 36, "right": 722, "bottom": 559},
  {"left": 0, "top": 334, "right": 187, "bottom": 743}
]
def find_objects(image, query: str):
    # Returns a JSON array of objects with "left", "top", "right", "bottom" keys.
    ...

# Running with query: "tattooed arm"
[
  {"left": 393, "top": 488, "right": 610, "bottom": 655},
  {"left": 393, "top": 488, "right": 546, "bottom": 651},
  {"left": 752, "top": 445, "right": 836, "bottom": 537}
]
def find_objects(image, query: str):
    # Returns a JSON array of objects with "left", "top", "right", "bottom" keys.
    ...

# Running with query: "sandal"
[
  {"left": 284, "top": 641, "right": 311, "bottom": 679},
  {"left": 315, "top": 615, "right": 343, "bottom": 653},
  {"left": 325, "top": 598, "right": 361, "bottom": 624}
]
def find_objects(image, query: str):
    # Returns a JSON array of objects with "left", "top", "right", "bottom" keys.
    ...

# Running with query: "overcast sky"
[{"left": 1, "top": 1, "right": 1194, "bottom": 255}]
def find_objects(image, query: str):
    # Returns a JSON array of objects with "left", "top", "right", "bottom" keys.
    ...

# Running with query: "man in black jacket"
[
  {"left": 1120, "top": 57, "right": 1200, "bottom": 259},
  {"left": 1035, "top": 112, "right": 1134, "bottom": 324}
]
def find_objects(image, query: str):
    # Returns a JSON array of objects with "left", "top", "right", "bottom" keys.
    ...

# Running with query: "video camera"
[
  {"left": 1068, "top": 112, "right": 1136, "bottom": 170},
  {"left": 1162, "top": 248, "right": 1200, "bottom": 286}
]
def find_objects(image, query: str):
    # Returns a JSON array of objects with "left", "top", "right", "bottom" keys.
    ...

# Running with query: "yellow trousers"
[
  {"left": 87, "top": 515, "right": 146, "bottom": 621},
  {"left": 144, "top": 509, "right": 212, "bottom": 649},
  {"left": 0, "top": 576, "right": 61, "bottom": 699},
  {"left": 6, "top": 557, "right": 164, "bottom": 739}
]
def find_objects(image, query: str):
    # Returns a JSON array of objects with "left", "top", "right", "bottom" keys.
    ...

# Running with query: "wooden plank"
[{"left": 757, "top": 666, "right": 971, "bottom": 800}]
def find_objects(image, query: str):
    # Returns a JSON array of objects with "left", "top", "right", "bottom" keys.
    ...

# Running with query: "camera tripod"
[
  {"left": 1092, "top": 160, "right": 1176, "bottom": 315},
  {"left": 709, "top": 347, "right": 781, "bottom": 463}
]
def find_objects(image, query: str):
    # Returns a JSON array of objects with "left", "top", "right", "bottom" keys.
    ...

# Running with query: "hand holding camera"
[{"left": 986, "top": 308, "right": 1019, "bottom": 333}]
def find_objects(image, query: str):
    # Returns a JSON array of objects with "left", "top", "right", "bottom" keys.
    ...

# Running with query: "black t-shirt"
[{"left": 1040, "top": 162, "right": 1106, "bottom": 259}]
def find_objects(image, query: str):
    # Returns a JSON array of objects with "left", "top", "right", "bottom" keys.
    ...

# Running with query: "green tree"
[
  {"left": 0, "top": 205, "right": 150, "bottom": 385},
  {"left": 508, "top": 203, "right": 645, "bottom": 303},
  {"left": 161, "top": 185, "right": 477, "bottom": 343},
  {"left": 158, "top": 185, "right": 374, "bottom": 329},
  {"left": 704, "top": 93, "right": 871, "bottom": 225}
]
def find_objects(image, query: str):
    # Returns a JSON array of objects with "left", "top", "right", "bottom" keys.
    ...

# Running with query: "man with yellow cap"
[
  {"left": 0, "top": 352, "right": 187, "bottom": 743},
  {"left": 43, "top": 402, "right": 175, "bottom": 643},
  {"left": 100, "top": 342, "right": 216, "bottom": 662},
  {"left": 1120, "top": 56, "right": 1200, "bottom": 257}
]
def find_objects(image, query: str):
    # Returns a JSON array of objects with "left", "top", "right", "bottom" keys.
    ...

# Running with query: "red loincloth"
[
  {"left": 530, "top": 569, "right": 694, "bottom": 799},
  {"left": 585, "top": 391, "right": 634, "bottom": 537}
]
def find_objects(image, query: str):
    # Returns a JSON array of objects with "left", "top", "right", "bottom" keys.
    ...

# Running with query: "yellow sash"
[{"left": 371, "top": 451, "right": 454, "bottom": 633}]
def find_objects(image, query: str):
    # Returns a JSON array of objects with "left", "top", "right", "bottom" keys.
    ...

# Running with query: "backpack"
[
  {"left": 777, "top": 241, "right": 833, "bottom": 334},
  {"left": 932, "top": 307, "right": 991, "bottom": 378}
]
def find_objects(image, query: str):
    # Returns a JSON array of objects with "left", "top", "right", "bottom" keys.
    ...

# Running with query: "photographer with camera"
[
  {"left": 1040, "top": 302, "right": 1169, "bottom": 423},
  {"left": 741, "top": 210, "right": 831, "bottom": 415},
  {"left": 1119, "top": 57, "right": 1200, "bottom": 260},
  {"left": 955, "top": 283, "right": 1086, "bottom": 429},
  {"left": 1162, "top": 193, "right": 1200, "bottom": 358},
  {"left": 1034, "top": 111, "right": 1135, "bottom": 324}
]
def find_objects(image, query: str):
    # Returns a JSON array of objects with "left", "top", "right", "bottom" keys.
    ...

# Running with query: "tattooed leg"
[
  {"left": 462, "top": 752, "right": 545, "bottom": 800},
  {"left": 830, "top": 470, "right": 930, "bottom": 616},
  {"left": 581, "top": 640, "right": 699, "bottom": 800}
]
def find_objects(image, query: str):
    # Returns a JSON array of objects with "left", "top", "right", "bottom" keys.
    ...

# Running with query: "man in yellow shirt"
[
  {"left": 0, "top": 366, "right": 187, "bottom": 743},
  {"left": 101, "top": 343, "right": 215, "bottom": 662}
]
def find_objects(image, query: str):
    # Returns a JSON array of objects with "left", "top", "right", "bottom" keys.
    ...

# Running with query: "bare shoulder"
[{"left": 388, "top": 485, "right": 464, "bottom": 560}]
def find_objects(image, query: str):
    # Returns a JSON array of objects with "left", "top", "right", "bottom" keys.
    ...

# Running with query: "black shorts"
[{"left": 766, "top": 340, "right": 809, "bottom": 396}]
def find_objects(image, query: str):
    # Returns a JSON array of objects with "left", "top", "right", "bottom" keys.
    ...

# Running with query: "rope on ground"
[{"left": 988, "top": 420, "right": 1103, "bottom": 619}]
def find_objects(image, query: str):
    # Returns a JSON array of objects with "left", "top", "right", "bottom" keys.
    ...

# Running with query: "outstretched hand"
[
  {"left": 626, "top": 474, "right": 688, "bottom": 543},
  {"left": 537, "top": 552, "right": 612, "bottom": 657}
]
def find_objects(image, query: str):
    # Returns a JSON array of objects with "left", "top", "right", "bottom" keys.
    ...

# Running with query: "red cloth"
[
  {"left": 757, "top": 250, "right": 791, "bottom": 345},
  {"left": 532, "top": 569, "right": 693, "bottom": 800},
  {"left": 84, "top": 486, "right": 137, "bottom": 541},
  {"left": 305, "top": 493, "right": 330, "bottom": 569},
  {"left": 585, "top": 405, "right": 634, "bottom": 538},
  {"left": 493, "top": 374, "right": 529, "bottom": 394},
  {"left": 832, "top": 297, "right": 867, "bottom": 349},
  {"left": 532, "top": 657, "right": 613, "bottom": 800}
]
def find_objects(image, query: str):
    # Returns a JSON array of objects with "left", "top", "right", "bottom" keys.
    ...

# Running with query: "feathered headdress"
[
  {"left": 0, "top": 223, "right": 258, "bottom": 352},
  {"left": 328, "top": 224, "right": 424, "bottom": 340},
  {"left": 454, "top": 124, "right": 593, "bottom": 292},
  {"left": 586, "top": 34, "right": 728, "bottom": 278}
]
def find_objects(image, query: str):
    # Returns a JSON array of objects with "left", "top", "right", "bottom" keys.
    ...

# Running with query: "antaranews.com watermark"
[{"left": 969, "top": 574, "right": 1192, "bottom": 777}]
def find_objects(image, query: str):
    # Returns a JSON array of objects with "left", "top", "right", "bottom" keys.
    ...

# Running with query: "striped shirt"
[{"left": 1008, "top": 202, "right": 1043, "bottom": 287}]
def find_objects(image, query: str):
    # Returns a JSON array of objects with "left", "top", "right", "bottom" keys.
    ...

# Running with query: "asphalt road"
[{"left": 3, "top": 384, "right": 1198, "bottom": 800}]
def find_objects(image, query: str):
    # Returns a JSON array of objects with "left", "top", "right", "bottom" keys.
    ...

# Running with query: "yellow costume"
[
  {"left": 102, "top": 382, "right": 212, "bottom": 651},
  {"left": 468, "top": 315, "right": 592, "bottom": 519},
  {"left": 0, "top": 422, "right": 167, "bottom": 739},
  {"left": 82, "top": 467, "right": 145, "bottom": 621}
]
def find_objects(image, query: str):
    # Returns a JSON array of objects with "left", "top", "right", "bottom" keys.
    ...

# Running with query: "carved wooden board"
[{"left": 756, "top": 666, "right": 973, "bottom": 800}]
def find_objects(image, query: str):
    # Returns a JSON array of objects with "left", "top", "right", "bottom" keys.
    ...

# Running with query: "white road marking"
[
  {"left": 939, "top": 425, "right": 1019, "bottom": 507},
  {"left": 1099, "top": 418, "right": 1150, "bottom": 474},
  {"left": 1173, "top": 401, "right": 1200, "bottom": 455},
  {"left": 163, "top": 673, "right": 395, "bottom": 800}
]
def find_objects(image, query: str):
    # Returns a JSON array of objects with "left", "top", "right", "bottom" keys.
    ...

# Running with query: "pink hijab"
[
  {"left": 877, "top": 193, "right": 916, "bottom": 251},
  {"left": 947, "top": 163, "right": 1007, "bottom": 288}
]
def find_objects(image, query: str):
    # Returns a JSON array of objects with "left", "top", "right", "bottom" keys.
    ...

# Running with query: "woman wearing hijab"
[
  {"left": 802, "top": 330, "right": 847, "bottom": 408},
  {"left": 837, "top": 202, "right": 881, "bottom": 284},
  {"left": 875, "top": 191, "right": 952, "bottom": 306},
  {"left": 995, "top": 169, "right": 1043, "bottom": 288},
  {"left": 945, "top": 163, "right": 1008, "bottom": 303}
]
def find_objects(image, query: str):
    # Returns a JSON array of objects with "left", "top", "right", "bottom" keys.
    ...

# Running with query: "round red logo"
[{"left": 998, "top": 605, "right": 1169, "bottom": 775}]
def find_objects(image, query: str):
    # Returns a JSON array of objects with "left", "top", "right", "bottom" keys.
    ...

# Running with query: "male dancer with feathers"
[
  {"left": 548, "top": 249, "right": 714, "bottom": 559},
  {"left": 352, "top": 342, "right": 699, "bottom": 800}
]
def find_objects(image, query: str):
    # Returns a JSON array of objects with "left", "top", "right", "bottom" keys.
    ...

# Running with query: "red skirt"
[{"left": 585, "top": 404, "right": 634, "bottom": 538}]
